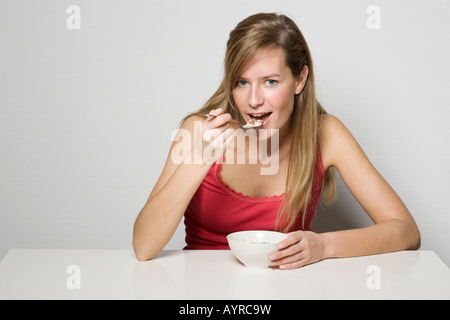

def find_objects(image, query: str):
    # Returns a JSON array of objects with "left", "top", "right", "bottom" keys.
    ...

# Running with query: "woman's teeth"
[{"left": 249, "top": 112, "right": 270, "bottom": 118}]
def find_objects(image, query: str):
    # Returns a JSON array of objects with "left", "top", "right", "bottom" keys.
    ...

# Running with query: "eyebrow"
[
  {"left": 263, "top": 73, "right": 282, "bottom": 78},
  {"left": 237, "top": 73, "right": 282, "bottom": 80}
]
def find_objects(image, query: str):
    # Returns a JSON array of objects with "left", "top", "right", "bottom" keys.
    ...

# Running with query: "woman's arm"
[
  {"left": 133, "top": 110, "right": 233, "bottom": 261},
  {"left": 319, "top": 115, "right": 420, "bottom": 255},
  {"left": 270, "top": 115, "right": 420, "bottom": 269}
]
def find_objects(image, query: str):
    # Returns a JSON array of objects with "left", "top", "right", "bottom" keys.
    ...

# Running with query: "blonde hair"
[{"left": 185, "top": 13, "right": 336, "bottom": 231}]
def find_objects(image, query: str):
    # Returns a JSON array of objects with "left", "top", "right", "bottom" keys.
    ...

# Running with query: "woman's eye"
[
  {"left": 265, "top": 79, "right": 277, "bottom": 86},
  {"left": 236, "top": 80, "right": 248, "bottom": 87}
]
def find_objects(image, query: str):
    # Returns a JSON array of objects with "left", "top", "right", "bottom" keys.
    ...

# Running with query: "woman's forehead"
[{"left": 238, "top": 48, "right": 289, "bottom": 78}]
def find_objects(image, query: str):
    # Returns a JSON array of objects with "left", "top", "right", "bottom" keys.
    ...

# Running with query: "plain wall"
[{"left": 1, "top": 0, "right": 449, "bottom": 265}]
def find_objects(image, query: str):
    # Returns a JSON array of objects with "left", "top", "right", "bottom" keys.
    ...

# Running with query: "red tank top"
[{"left": 184, "top": 147, "right": 324, "bottom": 249}]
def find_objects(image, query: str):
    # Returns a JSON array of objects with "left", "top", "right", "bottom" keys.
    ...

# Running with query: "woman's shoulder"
[
  {"left": 172, "top": 114, "right": 204, "bottom": 138},
  {"left": 319, "top": 113, "right": 347, "bottom": 145},
  {"left": 319, "top": 114, "right": 358, "bottom": 170},
  {"left": 180, "top": 114, "right": 205, "bottom": 130},
  {"left": 319, "top": 113, "right": 346, "bottom": 133}
]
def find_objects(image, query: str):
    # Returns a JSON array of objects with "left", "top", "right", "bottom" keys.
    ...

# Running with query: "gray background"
[{"left": 1, "top": 0, "right": 449, "bottom": 265}]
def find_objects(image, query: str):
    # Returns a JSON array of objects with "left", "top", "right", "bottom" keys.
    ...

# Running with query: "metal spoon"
[{"left": 203, "top": 114, "right": 263, "bottom": 129}]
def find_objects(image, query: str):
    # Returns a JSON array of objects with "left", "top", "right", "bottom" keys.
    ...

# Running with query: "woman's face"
[{"left": 232, "top": 48, "right": 307, "bottom": 138}]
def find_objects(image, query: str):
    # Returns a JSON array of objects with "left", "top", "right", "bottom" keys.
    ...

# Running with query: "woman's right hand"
[
  {"left": 197, "top": 108, "right": 235, "bottom": 164},
  {"left": 133, "top": 109, "right": 235, "bottom": 261}
]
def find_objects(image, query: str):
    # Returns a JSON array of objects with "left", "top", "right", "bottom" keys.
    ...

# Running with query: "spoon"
[{"left": 203, "top": 114, "right": 263, "bottom": 129}]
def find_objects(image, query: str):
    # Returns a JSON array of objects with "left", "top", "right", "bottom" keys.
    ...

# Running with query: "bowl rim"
[{"left": 226, "top": 230, "right": 287, "bottom": 243}]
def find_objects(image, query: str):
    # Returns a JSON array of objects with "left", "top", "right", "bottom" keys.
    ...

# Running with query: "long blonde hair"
[{"left": 185, "top": 13, "right": 336, "bottom": 231}]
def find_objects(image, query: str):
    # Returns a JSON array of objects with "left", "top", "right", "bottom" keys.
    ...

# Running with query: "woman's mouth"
[{"left": 247, "top": 112, "right": 272, "bottom": 127}]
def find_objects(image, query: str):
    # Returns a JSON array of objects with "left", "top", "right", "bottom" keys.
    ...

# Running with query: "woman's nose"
[{"left": 249, "top": 87, "right": 264, "bottom": 108}]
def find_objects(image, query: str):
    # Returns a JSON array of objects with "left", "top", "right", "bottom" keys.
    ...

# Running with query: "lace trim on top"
[{"left": 214, "top": 160, "right": 285, "bottom": 203}]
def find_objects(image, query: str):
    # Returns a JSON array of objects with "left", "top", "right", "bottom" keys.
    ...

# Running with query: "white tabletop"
[{"left": 0, "top": 249, "right": 449, "bottom": 300}]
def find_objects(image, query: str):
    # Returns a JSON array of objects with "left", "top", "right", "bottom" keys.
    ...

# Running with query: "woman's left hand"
[{"left": 269, "top": 231, "right": 326, "bottom": 270}]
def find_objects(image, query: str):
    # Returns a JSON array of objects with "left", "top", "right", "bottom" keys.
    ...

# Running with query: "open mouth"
[{"left": 247, "top": 112, "right": 272, "bottom": 127}]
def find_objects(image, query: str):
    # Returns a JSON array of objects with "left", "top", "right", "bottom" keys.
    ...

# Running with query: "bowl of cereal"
[{"left": 227, "top": 230, "right": 288, "bottom": 268}]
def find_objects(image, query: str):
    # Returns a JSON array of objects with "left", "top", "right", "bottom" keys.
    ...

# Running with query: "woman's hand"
[
  {"left": 197, "top": 108, "right": 234, "bottom": 164},
  {"left": 269, "top": 231, "right": 327, "bottom": 270}
]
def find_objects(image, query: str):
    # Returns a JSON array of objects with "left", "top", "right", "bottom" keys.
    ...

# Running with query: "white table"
[{"left": 0, "top": 249, "right": 449, "bottom": 300}]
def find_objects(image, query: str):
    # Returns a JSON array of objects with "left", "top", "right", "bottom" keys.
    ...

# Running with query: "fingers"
[
  {"left": 205, "top": 107, "right": 224, "bottom": 118},
  {"left": 275, "top": 258, "right": 309, "bottom": 270},
  {"left": 202, "top": 108, "right": 233, "bottom": 145},
  {"left": 204, "top": 125, "right": 234, "bottom": 149},
  {"left": 269, "top": 232, "right": 308, "bottom": 270},
  {"left": 277, "top": 231, "right": 303, "bottom": 250},
  {"left": 204, "top": 108, "right": 232, "bottom": 130},
  {"left": 200, "top": 109, "right": 235, "bottom": 164}
]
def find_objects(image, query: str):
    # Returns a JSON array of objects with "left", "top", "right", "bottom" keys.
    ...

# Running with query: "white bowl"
[{"left": 227, "top": 230, "right": 288, "bottom": 268}]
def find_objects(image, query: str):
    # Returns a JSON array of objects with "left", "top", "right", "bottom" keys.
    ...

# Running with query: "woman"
[{"left": 133, "top": 13, "right": 420, "bottom": 269}]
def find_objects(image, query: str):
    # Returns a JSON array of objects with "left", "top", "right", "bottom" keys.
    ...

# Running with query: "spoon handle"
[
  {"left": 202, "top": 114, "right": 263, "bottom": 129},
  {"left": 203, "top": 114, "right": 243, "bottom": 126}
]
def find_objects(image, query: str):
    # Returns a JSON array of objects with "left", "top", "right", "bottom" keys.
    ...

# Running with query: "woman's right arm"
[{"left": 133, "top": 110, "right": 232, "bottom": 261}]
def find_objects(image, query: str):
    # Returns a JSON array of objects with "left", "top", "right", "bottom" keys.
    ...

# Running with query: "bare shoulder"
[
  {"left": 319, "top": 114, "right": 362, "bottom": 171},
  {"left": 319, "top": 114, "right": 350, "bottom": 141},
  {"left": 179, "top": 114, "right": 204, "bottom": 131},
  {"left": 171, "top": 115, "right": 205, "bottom": 144}
]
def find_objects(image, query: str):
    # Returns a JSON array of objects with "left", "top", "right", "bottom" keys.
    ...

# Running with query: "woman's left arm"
[{"left": 270, "top": 115, "right": 420, "bottom": 269}]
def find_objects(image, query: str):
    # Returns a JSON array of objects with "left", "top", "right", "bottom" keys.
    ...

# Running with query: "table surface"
[{"left": 0, "top": 249, "right": 449, "bottom": 300}]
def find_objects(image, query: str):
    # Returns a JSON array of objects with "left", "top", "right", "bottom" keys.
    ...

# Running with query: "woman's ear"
[{"left": 295, "top": 65, "right": 309, "bottom": 95}]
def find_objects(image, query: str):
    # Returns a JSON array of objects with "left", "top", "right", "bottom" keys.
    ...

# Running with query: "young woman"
[{"left": 133, "top": 13, "right": 420, "bottom": 269}]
